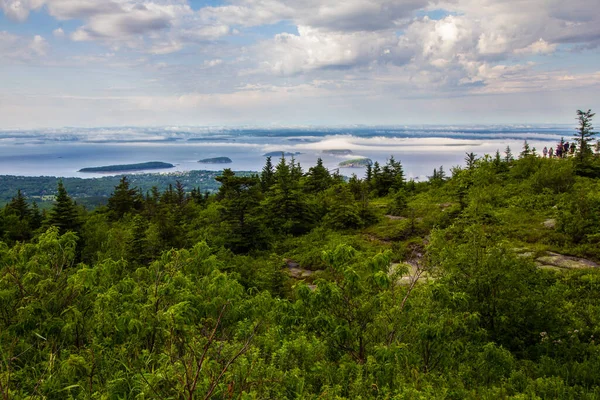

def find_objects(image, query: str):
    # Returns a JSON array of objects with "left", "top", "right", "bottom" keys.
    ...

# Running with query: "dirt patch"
[
  {"left": 287, "top": 267, "right": 314, "bottom": 279},
  {"left": 536, "top": 252, "right": 599, "bottom": 270},
  {"left": 385, "top": 215, "right": 406, "bottom": 220}
]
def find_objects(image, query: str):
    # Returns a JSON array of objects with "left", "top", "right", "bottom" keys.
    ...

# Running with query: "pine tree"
[
  {"left": 305, "top": 158, "right": 332, "bottom": 193},
  {"left": 6, "top": 190, "right": 31, "bottom": 221},
  {"left": 30, "top": 202, "right": 43, "bottom": 230},
  {"left": 389, "top": 156, "right": 405, "bottom": 192},
  {"left": 365, "top": 162, "right": 373, "bottom": 183},
  {"left": 215, "top": 170, "right": 266, "bottom": 252},
  {"left": 575, "top": 109, "right": 597, "bottom": 162},
  {"left": 504, "top": 146, "right": 514, "bottom": 163},
  {"left": 289, "top": 156, "right": 303, "bottom": 183},
  {"left": 519, "top": 141, "right": 532, "bottom": 158},
  {"left": 465, "top": 152, "right": 478, "bottom": 169},
  {"left": 175, "top": 180, "right": 187, "bottom": 207},
  {"left": 49, "top": 180, "right": 80, "bottom": 234},
  {"left": 264, "top": 156, "right": 313, "bottom": 235},
  {"left": 107, "top": 176, "right": 140, "bottom": 220},
  {"left": 260, "top": 156, "right": 275, "bottom": 192}
]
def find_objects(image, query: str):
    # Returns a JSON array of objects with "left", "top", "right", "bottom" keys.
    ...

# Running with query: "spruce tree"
[
  {"left": 49, "top": 180, "right": 80, "bottom": 234},
  {"left": 519, "top": 141, "right": 532, "bottom": 158},
  {"left": 575, "top": 109, "right": 597, "bottom": 162},
  {"left": 465, "top": 152, "right": 478, "bottom": 169},
  {"left": 107, "top": 176, "right": 139, "bottom": 220},
  {"left": 260, "top": 156, "right": 275, "bottom": 192},
  {"left": 504, "top": 146, "right": 514, "bottom": 163},
  {"left": 30, "top": 202, "right": 43, "bottom": 230},
  {"left": 6, "top": 190, "right": 31, "bottom": 221},
  {"left": 305, "top": 158, "right": 332, "bottom": 193}
]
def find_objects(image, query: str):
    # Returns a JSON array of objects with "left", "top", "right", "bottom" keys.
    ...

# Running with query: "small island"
[
  {"left": 263, "top": 151, "right": 302, "bottom": 157},
  {"left": 198, "top": 157, "right": 232, "bottom": 164},
  {"left": 79, "top": 161, "right": 175, "bottom": 173},
  {"left": 323, "top": 149, "right": 353, "bottom": 155},
  {"left": 338, "top": 158, "right": 373, "bottom": 168}
]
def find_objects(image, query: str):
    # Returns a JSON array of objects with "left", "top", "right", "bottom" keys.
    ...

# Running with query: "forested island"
[
  {"left": 339, "top": 157, "right": 373, "bottom": 167},
  {"left": 324, "top": 149, "right": 353, "bottom": 155},
  {"left": 198, "top": 157, "right": 232, "bottom": 164},
  {"left": 79, "top": 161, "right": 174, "bottom": 173},
  {"left": 263, "top": 151, "right": 302, "bottom": 157},
  {"left": 1, "top": 110, "right": 600, "bottom": 399}
]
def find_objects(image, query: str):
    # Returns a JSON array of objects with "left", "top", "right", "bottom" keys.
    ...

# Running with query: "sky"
[{"left": 0, "top": 0, "right": 599, "bottom": 128}]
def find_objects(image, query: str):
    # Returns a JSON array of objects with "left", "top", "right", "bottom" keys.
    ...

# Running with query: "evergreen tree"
[
  {"left": 389, "top": 156, "right": 405, "bottom": 192},
  {"left": 324, "top": 185, "right": 363, "bottom": 230},
  {"left": 465, "top": 152, "right": 478, "bottom": 169},
  {"left": 107, "top": 176, "right": 140, "bottom": 220},
  {"left": 493, "top": 150, "right": 502, "bottom": 168},
  {"left": 30, "top": 202, "right": 43, "bottom": 230},
  {"left": 289, "top": 156, "right": 303, "bottom": 183},
  {"left": 574, "top": 109, "right": 597, "bottom": 162},
  {"left": 365, "top": 162, "right": 373, "bottom": 183},
  {"left": 49, "top": 180, "right": 80, "bottom": 234},
  {"left": 348, "top": 174, "right": 363, "bottom": 200},
  {"left": 3, "top": 190, "right": 33, "bottom": 242},
  {"left": 6, "top": 190, "right": 31, "bottom": 221},
  {"left": 504, "top": 146, "right": 514, "bottom": 163},
  {"left": 519, "top": 141, "right": 532, "bottom": 158},
  {"left": 216, "top": 170, "right": 266, "bottom": 252},
  {"left": 264, "top": 157, "right": 313, "bottom": 235},
  {"left": 304, "top": 158, "right": 332, "bottom": 193},
  {"left": 260, "top": 156, "right": 275, "bottom": 191},
  {"left": 129, "top": 215, "right": 149, "bottom": 265}
]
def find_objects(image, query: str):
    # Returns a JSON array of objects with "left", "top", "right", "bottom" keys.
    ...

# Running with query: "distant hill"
[
  {"left": 79, "top": 161, "right": 174, "bottom": 173},
  {"left": 198, "top": 157, "right": 232, "bottom": 164},
  {"left": 263, "top": 151, "right": 302, "bottom": 157},
  {"left": 323, "top": 149, "right": 353, "bottom": 155},
  {"left": 339, "top": 158, "right": 373, "bottom": 168}
]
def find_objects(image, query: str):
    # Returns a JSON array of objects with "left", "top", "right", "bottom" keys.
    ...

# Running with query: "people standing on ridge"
[
  {"left": 564, "top": 142, "right": 570, "bottom": 157},
  {"left": 556, "top": 145, "right": 563, "bottom": 158},
  {"left": 543, "top": 146, "right": 548, "bottom": 157},
  {"left": 549, "top": 147, "right": 554, "bottom": 158}
]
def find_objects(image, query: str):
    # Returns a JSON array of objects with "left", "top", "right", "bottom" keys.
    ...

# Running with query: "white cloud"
[
  {"left": 52, "top": 27, "right": 65, "bottom": 37},
  {"left": 514, "top": 38, "right": 557, "bottom": 55},
  {"left": 203, "top": 58, "right": 223, "bottom": 67},
  {"left": 0, "top": 0, "right": 44, "bottom": 21},
  {"left": 0, "top": 31, "right": 48, "bottom": 61},
  {"left": 258, "top": 25, "right": 410, "bottom": 75}
]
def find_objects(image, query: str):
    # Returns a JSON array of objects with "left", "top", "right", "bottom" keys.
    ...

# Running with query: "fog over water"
[{"left": 0, "top": 126, "right": 572, "bottom": 180}]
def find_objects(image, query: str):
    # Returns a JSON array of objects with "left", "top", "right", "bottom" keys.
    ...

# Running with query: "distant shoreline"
[
  {"left": 79, "top": 161, "right": 175, "bottom": 173},
  {"left": 198, "top": 157, "right": 232, "bottom": 164}
]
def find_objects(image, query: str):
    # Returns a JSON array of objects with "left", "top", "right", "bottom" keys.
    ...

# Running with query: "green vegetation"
[
  {"left": 0, "top": 170, "right": 252, "bottom": 209},
  {"left": 79, "top": 161, "right": 175, "bottom": 173},
  {"left": 2, "top": 112, "right": 600, "bottom": 398},
  {"left": 339, "top": 157, "right": 373, "bottom": 167},
  {"left": 198, "top": 157, "right": 232, "bottom": 164}
]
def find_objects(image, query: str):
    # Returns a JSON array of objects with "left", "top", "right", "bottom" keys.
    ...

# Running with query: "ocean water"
[{"left": 0, "top": 126, "right": 573, "bottom": 180}]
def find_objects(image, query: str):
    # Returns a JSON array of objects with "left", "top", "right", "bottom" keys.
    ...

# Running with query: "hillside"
[{"left": 2, "top": 142, "right": 600, "bottom": 398}]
